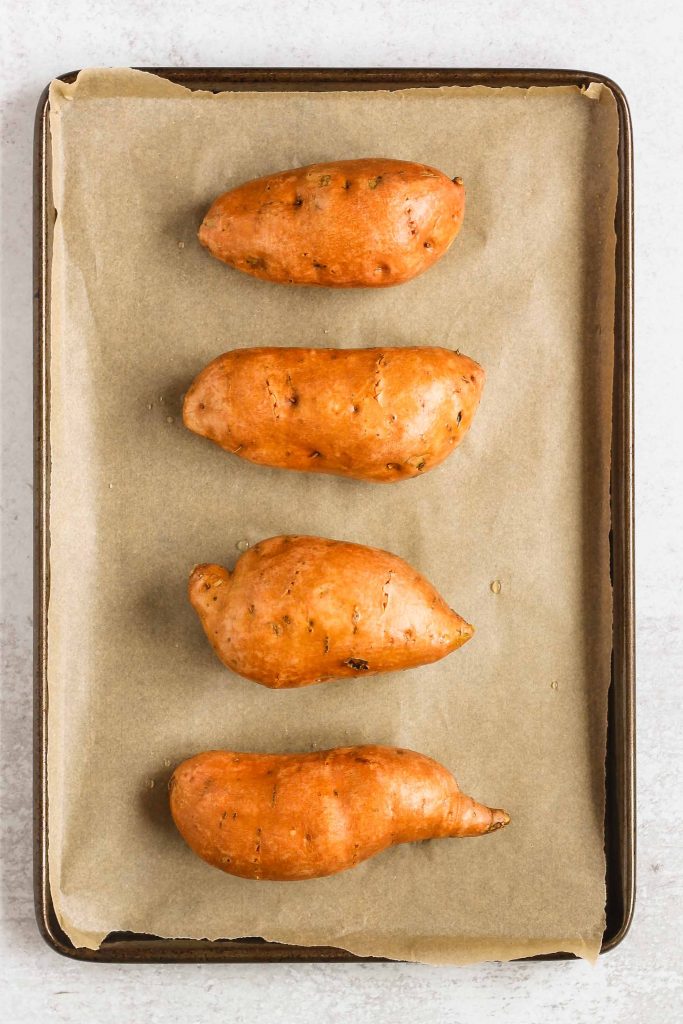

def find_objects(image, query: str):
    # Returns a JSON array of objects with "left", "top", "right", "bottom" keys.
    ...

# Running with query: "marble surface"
[{"left": 1, "top": 1, "right": 681, "bottom": 1020}]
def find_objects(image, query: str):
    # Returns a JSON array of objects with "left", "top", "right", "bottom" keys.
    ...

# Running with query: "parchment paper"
[{"left": 46, "top": 69, "right": 618, "bottom": 962}]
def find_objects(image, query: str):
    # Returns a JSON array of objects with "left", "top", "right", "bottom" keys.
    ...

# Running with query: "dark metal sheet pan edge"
[{"left": 34, "top": 66, "right": 634, "bottom": 964}]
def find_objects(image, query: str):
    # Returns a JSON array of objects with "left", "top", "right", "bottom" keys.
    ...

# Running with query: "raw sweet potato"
[
  {"left": 189, "top": 535, "right": 473, "bottom": 688},
  {"left": 169, "top": 745, "right": 510, "bottom": 880},
  {"left": 183, "top": 346, "right": 484, "bottom": 483},
  {"left": 198, "top": 158, "right": 465, "bottom": 287}
]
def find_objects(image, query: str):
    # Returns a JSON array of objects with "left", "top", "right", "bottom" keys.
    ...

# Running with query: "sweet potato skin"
[
  {"left": 183, "top": 346, "right": 485, "bottom": 483},
  {"left": 198, "top": 158, "right": 465, "bottom": 288},
  {"left": 189, "top": 536, "right": 473, "bottom": 688},
  {"left": 170, "top": 746, "right": 510, "bottom": 880}
]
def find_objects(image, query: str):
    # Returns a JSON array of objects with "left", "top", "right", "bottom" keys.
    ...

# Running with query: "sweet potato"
[
  {"left": 189, "top": 535, "right": 473, "bottom": 688},
  {"left": 170, "top": 745, "right": 509, "bottom": 880},
  {"left": 198, "top": 158, "right": 465, "bottom": 287},
  {"left": 183, "top": 346, "right": 484, "bottom": 483}
]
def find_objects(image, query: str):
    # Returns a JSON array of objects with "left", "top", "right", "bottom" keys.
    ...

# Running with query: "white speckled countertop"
[{"left": 1, "top": 1, "right": 681, "bottom": 1020}]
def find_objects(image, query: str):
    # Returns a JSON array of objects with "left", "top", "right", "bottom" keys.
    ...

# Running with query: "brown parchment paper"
[{"left": 46, "top": 69, "right": 618, "bottom": 963}]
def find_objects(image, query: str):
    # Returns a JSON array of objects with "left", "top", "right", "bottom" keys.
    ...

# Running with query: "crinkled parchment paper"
[{"left": 46, "top": 68, "right": 618, "bottom": 962}]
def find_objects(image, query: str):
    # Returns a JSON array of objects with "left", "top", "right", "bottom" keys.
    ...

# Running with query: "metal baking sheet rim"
[{"left": 33, "top": 66, "right": 635, "bottom": 964}]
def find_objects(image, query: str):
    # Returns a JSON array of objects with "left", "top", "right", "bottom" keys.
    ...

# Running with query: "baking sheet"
[{"left": 46, "top": 68, "right": 619, "bottom": 963}]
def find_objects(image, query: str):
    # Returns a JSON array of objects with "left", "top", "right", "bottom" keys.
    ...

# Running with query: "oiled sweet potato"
[
  {"left": 170, "top": 746, "right": 510, "bottom": 880},
  {"left": 189, "top": 535, "right": 473, "bottom": 688},
  {"left": 198, "top": 158, "right": 465, "bottom": 287},
  {"left": 183, "top": 346, "right": 484, "bottom": 483}
]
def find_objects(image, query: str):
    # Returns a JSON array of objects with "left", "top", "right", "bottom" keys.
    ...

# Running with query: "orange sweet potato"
[
  {"left": 198, "top": 158, "right": 465, "bottom": 287},
  {"left": 170, "top": 745, "right": 509, "bottom": 880},
  {"left": 189, "top": 535, "right": 473, "bottom": 688},
  {"left": 183, "top": 346, "right": 484, "bottom": 483}
]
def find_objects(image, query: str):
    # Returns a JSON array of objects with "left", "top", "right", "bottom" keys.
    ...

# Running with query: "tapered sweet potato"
[
  {"left": 198, "top": 158, "right": 465, "bottom": 288},
  {"left": 170, "top": 746, "right": 509, "bottom": 881},
  {"left": 183, "top": 346, "right": 484, "bottom": 483},
  {"left": 189, "top": 535, "right": 473, "bottom": 688}
]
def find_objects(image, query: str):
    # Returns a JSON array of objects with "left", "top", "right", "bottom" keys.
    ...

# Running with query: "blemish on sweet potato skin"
[{"left": 344, "top": 657, "right": 370, "bottom": 672}]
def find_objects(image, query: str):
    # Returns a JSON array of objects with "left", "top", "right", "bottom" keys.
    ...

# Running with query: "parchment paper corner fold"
[{"left": 46, "top": 68, "right": 619, "bottom": 963}]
